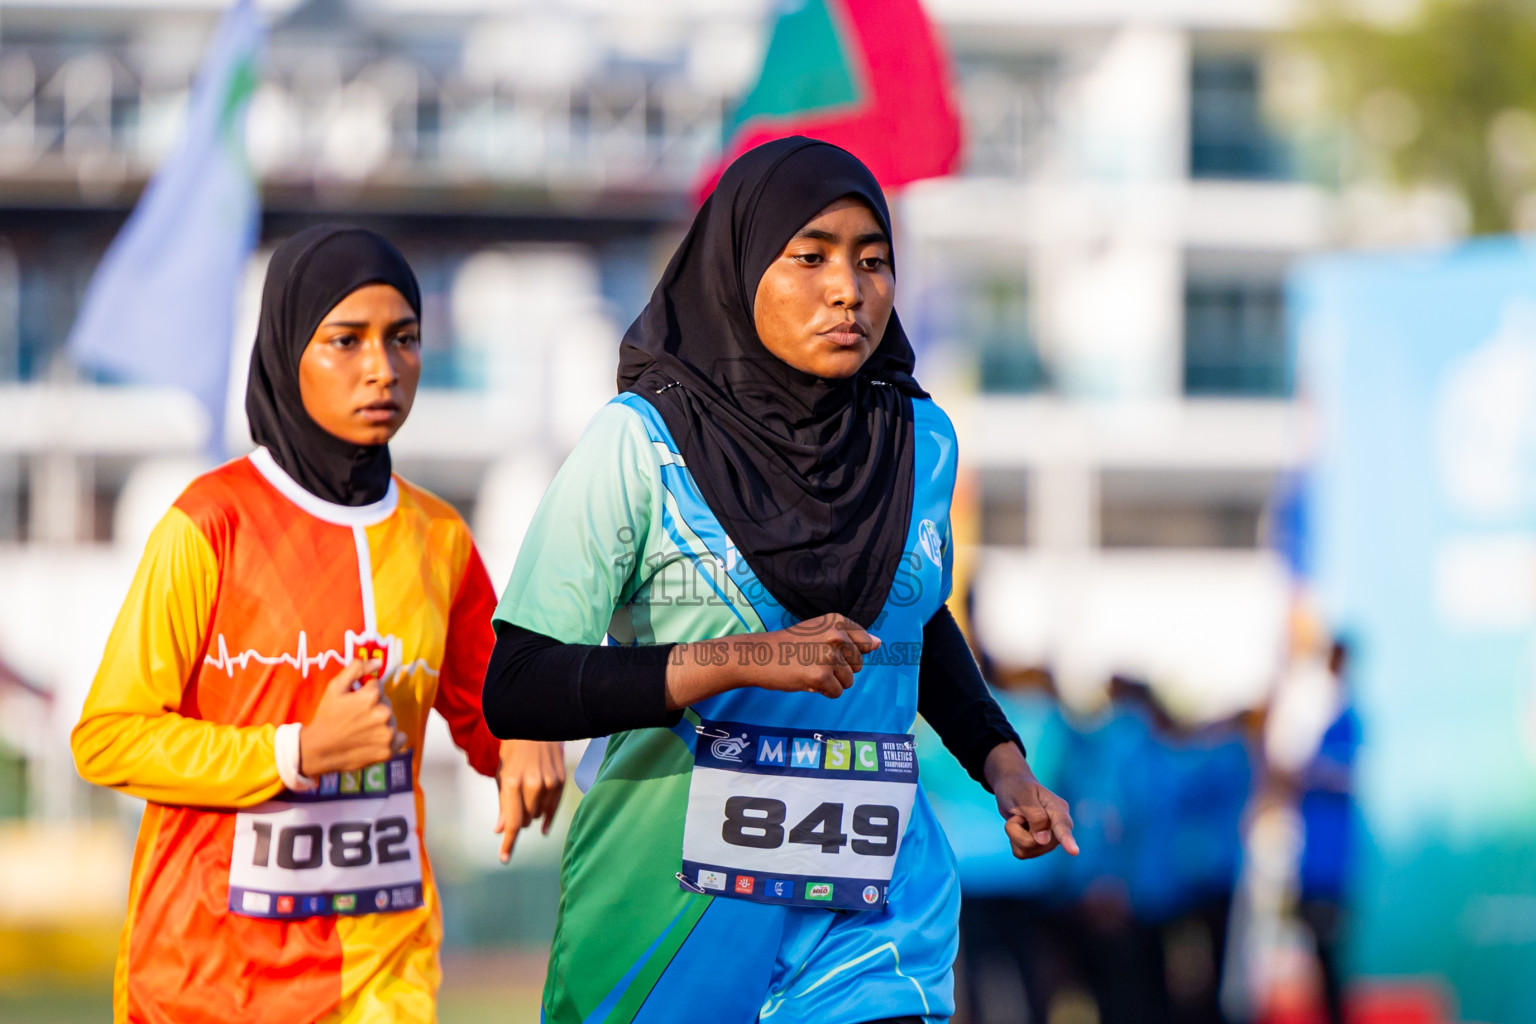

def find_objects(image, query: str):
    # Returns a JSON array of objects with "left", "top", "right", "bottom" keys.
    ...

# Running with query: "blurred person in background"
[
  {"left": 1138, "top": 702, "right": 1253, "bottom": 1024},
  {"left": 1292, "top": 640, "right": 1359, "bottom": 1024},
  {"left": 70, "top": 225, "right": 565, "bottom": 1023},
  {"left": 481, "top": 137, "right": 1076, "bottom": 1024},
  {"left": 1261, "top": 599, "right": 1360, "bottom": 1024},
  {"left": 918, "top": 660, "right": 1072, "bottom": 1024},
  {"left": 931, "top": 668, "right": 1252, "bottom": 1024},
  {"left": 1053, "top": 677, "right": 1172, "bottom": 1024},
  {"left": 1101, "top": 679, "right": 1252, "bottom": 1024}
]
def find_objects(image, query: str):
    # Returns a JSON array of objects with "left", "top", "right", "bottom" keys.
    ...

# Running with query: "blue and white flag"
[{"left": 69, "top": 0, "right": 263, "bottom": 453}]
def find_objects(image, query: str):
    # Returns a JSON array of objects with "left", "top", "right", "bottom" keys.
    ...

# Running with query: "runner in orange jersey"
[{"left": 72, "top": 224, "right": 565, "bottom": 1024}]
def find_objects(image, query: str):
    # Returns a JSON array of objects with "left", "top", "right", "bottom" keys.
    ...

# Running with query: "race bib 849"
[{"left": 680, "top": 720, "right": 917, "bottom": 912}]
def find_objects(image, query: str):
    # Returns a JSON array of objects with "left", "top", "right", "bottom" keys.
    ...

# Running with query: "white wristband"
[{"left": 275, "top": 722, "right": 318, "bottom": 792}]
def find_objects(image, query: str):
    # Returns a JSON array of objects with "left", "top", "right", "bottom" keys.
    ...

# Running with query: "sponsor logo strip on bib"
[
  {"left": 680, "top": 719, "right": 917, "bottom": 913},
  {"left": 229, "top": 753, "right": 423, "bottom": 919}
]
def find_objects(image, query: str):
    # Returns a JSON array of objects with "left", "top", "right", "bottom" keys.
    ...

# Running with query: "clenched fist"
[
  {"left": 664, "top": 614, "right": 882, "bottom": 710},
  {"left": 751, "top": 613, "right": 882, "bottom": 699},
  {"left": 299, "top": 659, "right": 408, "bottom": 776}
]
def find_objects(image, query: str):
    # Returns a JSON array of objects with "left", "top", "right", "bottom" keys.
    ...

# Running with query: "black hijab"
[
  {"left": 618, "top": 137, "right": 927, "bottom": 627},
  {"left": 246, "top": 224, "right": 421, "bottom": 507}
]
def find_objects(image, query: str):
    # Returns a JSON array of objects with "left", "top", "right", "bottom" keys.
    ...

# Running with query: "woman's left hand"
[
  {"left": 983, "top": 742, "right": 1079, "bottom": 861},
  {"left": 494, "top": 739, "right": 566, "bottom": 864}
]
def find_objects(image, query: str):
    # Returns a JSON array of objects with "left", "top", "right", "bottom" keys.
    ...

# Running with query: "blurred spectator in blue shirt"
[
  {"left": 1054, "top": 678, "right": 1174, "bottom": 1024},
  {"left": 925, "top": 663, "right": 1258, "bottom": 1024},
  {"left": 1144, "top": 713, "right": 1254, "bottom": 1024},
  {"left": 919, "top": 666, "right": 1071, "bottom": 1024},
  {"left": 1295, "top": 640, "right": 1359, "bottom": 1024}
]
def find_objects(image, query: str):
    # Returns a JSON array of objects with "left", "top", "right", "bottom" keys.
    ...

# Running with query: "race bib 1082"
[
  {"left": 680, "top": 719, "right": 917, "bottom": 913},
  {"left": 228, "top": 753, "right": 423, "bottom": 920}
]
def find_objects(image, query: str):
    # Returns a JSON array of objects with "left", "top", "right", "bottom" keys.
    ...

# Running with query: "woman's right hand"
[
  {"left": 299, "top": 659, "right": 408, "bottom": 776},
  {"left": 665, "top": 613, "right": 880, "bottom": 709},
  {"left": 749, "top": 614, "right": 881, "bottom": 698}
]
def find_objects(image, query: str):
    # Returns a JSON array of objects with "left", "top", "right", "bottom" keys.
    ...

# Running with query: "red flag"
[{"left": 698, "top": 0, "right": 962, "bottom": 199}]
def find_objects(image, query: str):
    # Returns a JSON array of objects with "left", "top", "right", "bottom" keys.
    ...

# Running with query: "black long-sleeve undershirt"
[
  {"left": 481, "top": 625, "right": 681, "bottom": 741},
  {"left": 481, "top": 605, "right": 1024, "bottom": 787},
  {"left": 915, "top": 605, "right": 1025, "bottom": 788}
]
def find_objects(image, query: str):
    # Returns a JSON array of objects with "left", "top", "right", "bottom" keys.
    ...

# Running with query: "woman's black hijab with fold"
[
  {"left": 618, "top": 137, "right": 927, "bottom": 627},
  {"left": 246, "top": 224, "right": 421, "bottom": 507}
]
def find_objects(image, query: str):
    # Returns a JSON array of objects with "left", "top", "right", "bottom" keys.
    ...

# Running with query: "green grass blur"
[{"left": 0, "top": 949, "right": 545, "bottom": 1023}]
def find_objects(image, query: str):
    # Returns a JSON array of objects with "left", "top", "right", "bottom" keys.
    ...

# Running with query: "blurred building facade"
[
  {"left": 911, "top": 0, "right": 1321, "bottom": 717},
  {"left": 0, "top": 0, "right": 1346, "bottom": 952}
]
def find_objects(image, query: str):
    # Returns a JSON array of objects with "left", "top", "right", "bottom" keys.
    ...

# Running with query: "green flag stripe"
[
  {"left": 729, "top": 0, "right": 862, "bottom": 134},
  {"left": 218, "top": 56, "right": 258, "bottom": 140}
]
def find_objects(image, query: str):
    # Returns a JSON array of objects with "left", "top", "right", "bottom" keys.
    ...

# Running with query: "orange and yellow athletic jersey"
[{"left": 72, "top": 449, "right": 502, "bottom": 1024}]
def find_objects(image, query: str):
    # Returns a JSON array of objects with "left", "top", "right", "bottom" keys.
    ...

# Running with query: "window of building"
[
  {"left": 954, "top": 52, "right": 1059, "bottom": 179},
  {"left": 914, "top": 249, "right": 1049, "bottom": 394},
  {"left": 90, "top": 456, "right": 134, "bottom": 544},
  {"left": 979, "top": 469, "right": 1029, "bottom": 546},
  {"left": 11, "top": 229, "right": 110, "bottom": 383},
  {"left": 1189, "top": 52, "right": 1289, "bottom": 180},
  {"left": 938, "top": 273, "right": 1048, "bottom": 394},
  {"left": 1183, "top": 273, "right": 1291, "bottom": 397},
  {"left": 0, "top": 242, "right": 18, "bottom": 381},
  {"left": 1099, "top": 470, "right": 1273, "bottom": 549},
  {"left": 0, "top": 456, "right": 25, "bottom": 543},
  {"left": 972, "top": 276, "right": 1048, "bottom": 394},
  {"left": 412, "top": 251, "right": 472, "bottom": 389}
]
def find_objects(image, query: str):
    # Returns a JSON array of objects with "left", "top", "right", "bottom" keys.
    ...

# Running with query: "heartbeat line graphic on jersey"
[{"left": 203, "top": 630, "right": 439, "bottom": 681}]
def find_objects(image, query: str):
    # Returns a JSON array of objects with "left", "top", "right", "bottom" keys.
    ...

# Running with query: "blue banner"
[{"left": 1295, "top": 238, "right": 1536, "bottom": 1021}]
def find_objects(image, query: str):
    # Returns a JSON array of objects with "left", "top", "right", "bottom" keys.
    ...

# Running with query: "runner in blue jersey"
[{"left": 481, "top": 137, "right": 1078, "bottom": 1024}]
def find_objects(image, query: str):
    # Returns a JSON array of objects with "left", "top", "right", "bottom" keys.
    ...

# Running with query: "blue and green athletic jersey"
[{"left": 496, "top": 392, "right": 964, "bottom": 1024}]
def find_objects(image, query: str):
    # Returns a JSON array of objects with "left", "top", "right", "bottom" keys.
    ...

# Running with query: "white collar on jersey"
[{"left": 248, "top": 447, "right": 399, "bottom": 527}]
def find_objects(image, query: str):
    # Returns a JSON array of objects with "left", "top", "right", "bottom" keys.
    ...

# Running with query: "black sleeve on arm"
[
  {"left": 917, "top": 605, "right": 1025, "bottom": 790},
  {"left": 481, "top": 623, "right": 682, "bottom": 741}
]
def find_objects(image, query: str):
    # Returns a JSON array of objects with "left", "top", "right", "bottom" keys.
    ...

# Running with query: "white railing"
[
  {"left": 0, "top": 42, "right": 1069, "bottom": 192},
  {"left": 0, "top": 44, "right": 731, "bottom": 193}
]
